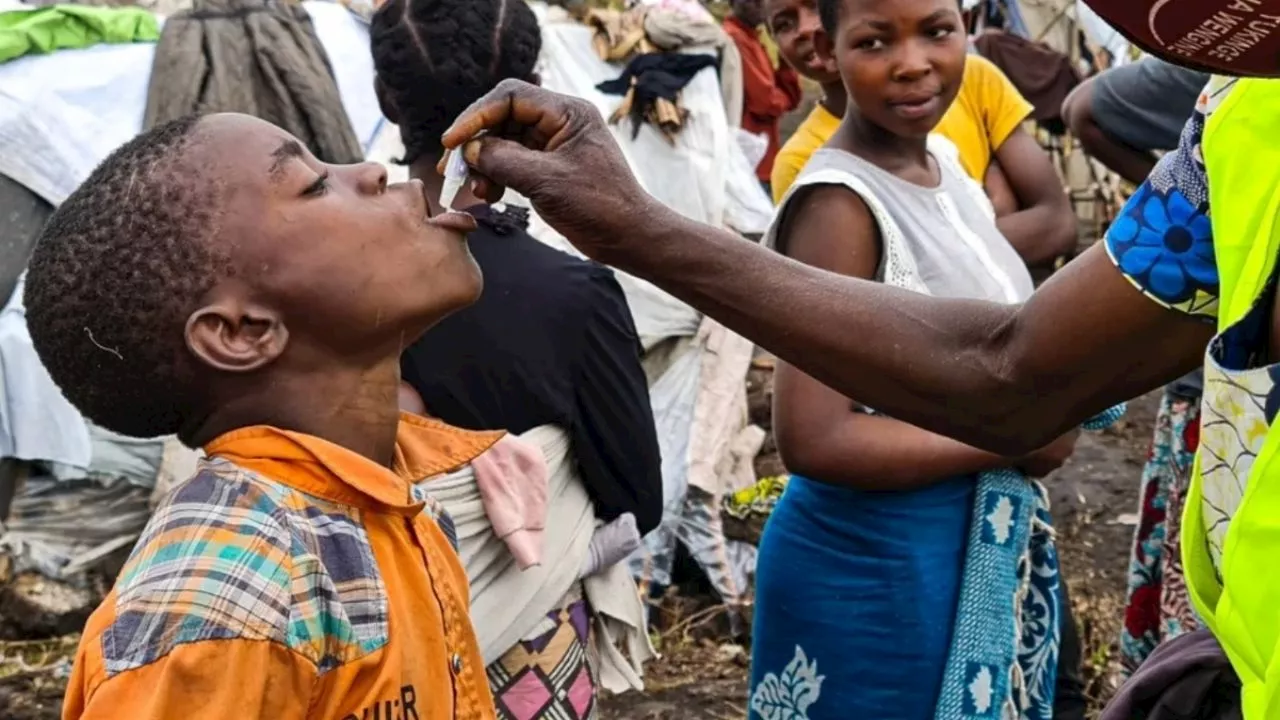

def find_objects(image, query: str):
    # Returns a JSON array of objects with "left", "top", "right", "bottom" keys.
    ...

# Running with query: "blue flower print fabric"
[
  {"left": 1104, "top": 79, "right": 1231, "bottom": 320},
  {"left": 1108, "top": 183, "right": 1215, "bottom": 311}
]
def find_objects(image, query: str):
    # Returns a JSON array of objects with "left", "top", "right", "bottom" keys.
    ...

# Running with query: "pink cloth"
[{"left": 471, "top": 434, "right": 549, "bottom": 570}]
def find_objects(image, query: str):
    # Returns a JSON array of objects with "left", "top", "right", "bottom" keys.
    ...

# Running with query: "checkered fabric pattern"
[{"left": 103, "top": 458, "right": 389, "bottom": 676}]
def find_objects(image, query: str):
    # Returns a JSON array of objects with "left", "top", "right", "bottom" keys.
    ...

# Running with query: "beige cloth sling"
[{"left": 423, "top": 424, "right": 655, "bottom": 692}]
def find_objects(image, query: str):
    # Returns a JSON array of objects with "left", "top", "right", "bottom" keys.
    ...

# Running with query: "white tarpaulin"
[
  {"left": 0, "top": 0, "right": 384, "bottom": 208},
  {"left": 529, "top": 3, "right": 765, "bottom": 607},
  {"left": 1075, "top": 0, "right": 1132, "bottom": 64}
]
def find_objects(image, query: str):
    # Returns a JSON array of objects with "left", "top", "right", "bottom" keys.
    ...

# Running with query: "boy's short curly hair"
[
  {"left": 370, "top": 0, "right": 542, "bottom": 166},
  {"left": 25, "top": 115, "right": 232, "bottom": 440}
]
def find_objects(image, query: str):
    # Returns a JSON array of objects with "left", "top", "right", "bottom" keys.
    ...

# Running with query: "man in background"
[
  {"left": 1062, "top": 57, "right": 1208, "bottom": 187},
  {"left": 723, "top": 0, "right": 802, "bottom": 197}
]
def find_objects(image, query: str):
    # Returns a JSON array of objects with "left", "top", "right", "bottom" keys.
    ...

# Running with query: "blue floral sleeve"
[{"left": 1103, "top": 79, "right": 1231, "bottom": 320}]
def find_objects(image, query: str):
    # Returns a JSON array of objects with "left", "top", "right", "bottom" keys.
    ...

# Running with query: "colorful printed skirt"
[
  {"left": 1119, "top": 388, "right": 1203, "bottom": 674},
  {"left": 487, "top": 596, "right": 597, "bottom": 720}
]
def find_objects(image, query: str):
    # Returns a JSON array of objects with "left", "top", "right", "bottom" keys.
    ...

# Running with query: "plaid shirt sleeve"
[{"left": 63, "top": 466, "right": 320, "bottom": 720}]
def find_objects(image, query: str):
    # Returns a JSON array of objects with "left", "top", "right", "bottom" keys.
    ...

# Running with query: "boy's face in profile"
[
  {"left": 766, "top": 0, "right": 840, "bottom": 84},
  {"left": 186, "top": 113, "right": 482, "bottom": 375}
]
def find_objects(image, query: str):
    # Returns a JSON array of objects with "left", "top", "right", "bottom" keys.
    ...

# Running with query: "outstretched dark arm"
[
  {"left": 610, "top": 223, "right": 1209, "bottom": 454},
  {"left": 442, "top": 80, "right": 1214, "bottom": 455}
]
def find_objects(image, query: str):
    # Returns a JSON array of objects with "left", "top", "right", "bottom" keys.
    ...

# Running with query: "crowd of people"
[{"left": 9, "top": 0, "right": 1270, "bottom": 717}]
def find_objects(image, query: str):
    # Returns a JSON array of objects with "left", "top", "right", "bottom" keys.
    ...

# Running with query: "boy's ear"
[
  {"left": 814, "top": 28, "right": 838, "bottom": 74},
  {"left": 185, "top": 295, "right": 288, "bottom": 374},
  {"left": 375, "top": 76, "right": 401, "bottom": 125}
]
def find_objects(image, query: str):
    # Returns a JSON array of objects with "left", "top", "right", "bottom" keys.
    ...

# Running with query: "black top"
[{"left": 401, "top": 206, "right": 663, "bottom": 534}]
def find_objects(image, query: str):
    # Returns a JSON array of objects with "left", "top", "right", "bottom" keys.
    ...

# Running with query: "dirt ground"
[{"left": 0, "top": 373, "right": 1159, "bottom": 720}]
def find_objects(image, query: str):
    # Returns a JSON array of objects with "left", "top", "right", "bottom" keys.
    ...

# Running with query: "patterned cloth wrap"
[
  {"left": 487, "top": 596, "right": 597, "bottom": 720},
  {"left": 934, "top": 403, "right": 1127, "bottom": 720},
  {"left": 1119, "top": 390, "right": 1202, "bottom": 674}
]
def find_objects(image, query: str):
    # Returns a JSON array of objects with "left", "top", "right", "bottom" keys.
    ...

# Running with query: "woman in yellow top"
[{"left": 766, "top": 0, "right": 1075, "bottom": 268}]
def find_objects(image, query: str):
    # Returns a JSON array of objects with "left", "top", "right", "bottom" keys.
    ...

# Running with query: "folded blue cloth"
[{"left": 934, "top": 404, "right": 1127, "bottom": 720}]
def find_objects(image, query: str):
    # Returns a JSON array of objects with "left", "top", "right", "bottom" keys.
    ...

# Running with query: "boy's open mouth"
[
  {"left": 412, "top": 178, "right": 478, "bottom": 233},
  {"left": 427, "top": 210, "right": 479, "bottom": 233}
]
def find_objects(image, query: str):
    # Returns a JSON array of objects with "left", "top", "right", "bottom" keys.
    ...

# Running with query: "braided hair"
[{"left": 370, "top": 0, "right": 542, "bottom": 167}]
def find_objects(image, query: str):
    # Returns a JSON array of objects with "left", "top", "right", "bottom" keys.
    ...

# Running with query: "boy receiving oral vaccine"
[{"left": 32, "top": 113, "right": 501, "bottom": 720}]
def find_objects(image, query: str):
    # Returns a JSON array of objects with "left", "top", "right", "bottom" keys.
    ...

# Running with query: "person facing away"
[
  {"left": 723, "top": 0, "right": 803, "bottom": 193},
  {"left": 372, "top": 0, "right": 661, "bottom": 541},
  {"left": 746, "top": 0, "right": 1082, "bottom": 716},
  {"left": 370, "top": 1, "right": 662, "bottom": 716},
  {"left": 30, "top": 114, "right": 499, "bottom": 720},
  {"left": 766, "top": 0, "right": 1075, "bottom": 268}
]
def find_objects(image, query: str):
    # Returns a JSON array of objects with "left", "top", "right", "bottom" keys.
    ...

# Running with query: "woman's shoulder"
[
  {"left": 765, "top": 150, "right": 882, "bottom": 251},
  {"left": 783, "top": 149, "right": 890, "bottom": 205},
  {"left": 791, "top": 147, "right": 886, "bottom": 190},
  {"left": 926, "top": 134, "right": 965, "bottom": 171}
]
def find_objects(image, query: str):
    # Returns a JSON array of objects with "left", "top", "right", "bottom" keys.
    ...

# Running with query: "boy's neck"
[
  {"left": 189, "top": 359, "right": 405, "bottom": 468},
  {"left": 410, "top": 153, "right": 482, "bottom": 215}
]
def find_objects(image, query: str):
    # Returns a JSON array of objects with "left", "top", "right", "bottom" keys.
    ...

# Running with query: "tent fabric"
[
  {"left": 0, "top": 4, "right": 159, "bottom": 64},
  {"left": 528, "top": 2, "right": 767, "bottom": 606},
  {"left": 143, "top": 0, "right": 362, "bottom": 164},
  {"left": 0, "top": 0, "right": 383, "bottom": 207},
  {"left": 0, "top": 273, "right": 90, "bottom": 469},
  {"left": 1075, "top": 0, "right": 1131, "bottom": 65}
]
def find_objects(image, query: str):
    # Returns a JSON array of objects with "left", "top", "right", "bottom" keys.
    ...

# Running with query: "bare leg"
[{"left": 1062, "top": 79, "right": 1158, "bottom": 186}]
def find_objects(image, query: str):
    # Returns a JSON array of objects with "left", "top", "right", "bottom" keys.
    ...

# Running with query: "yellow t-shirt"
[
  {"left": 771, "top": 102, "right": 841, "bottom": 204},
  {"left": 770, "top": 54, "right": 1034, "bottom": 204}
]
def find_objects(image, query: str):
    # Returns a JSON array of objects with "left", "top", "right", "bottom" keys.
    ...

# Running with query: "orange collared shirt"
[{"left": 63, "top": 414, "right": 503, "bottom": 720}]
